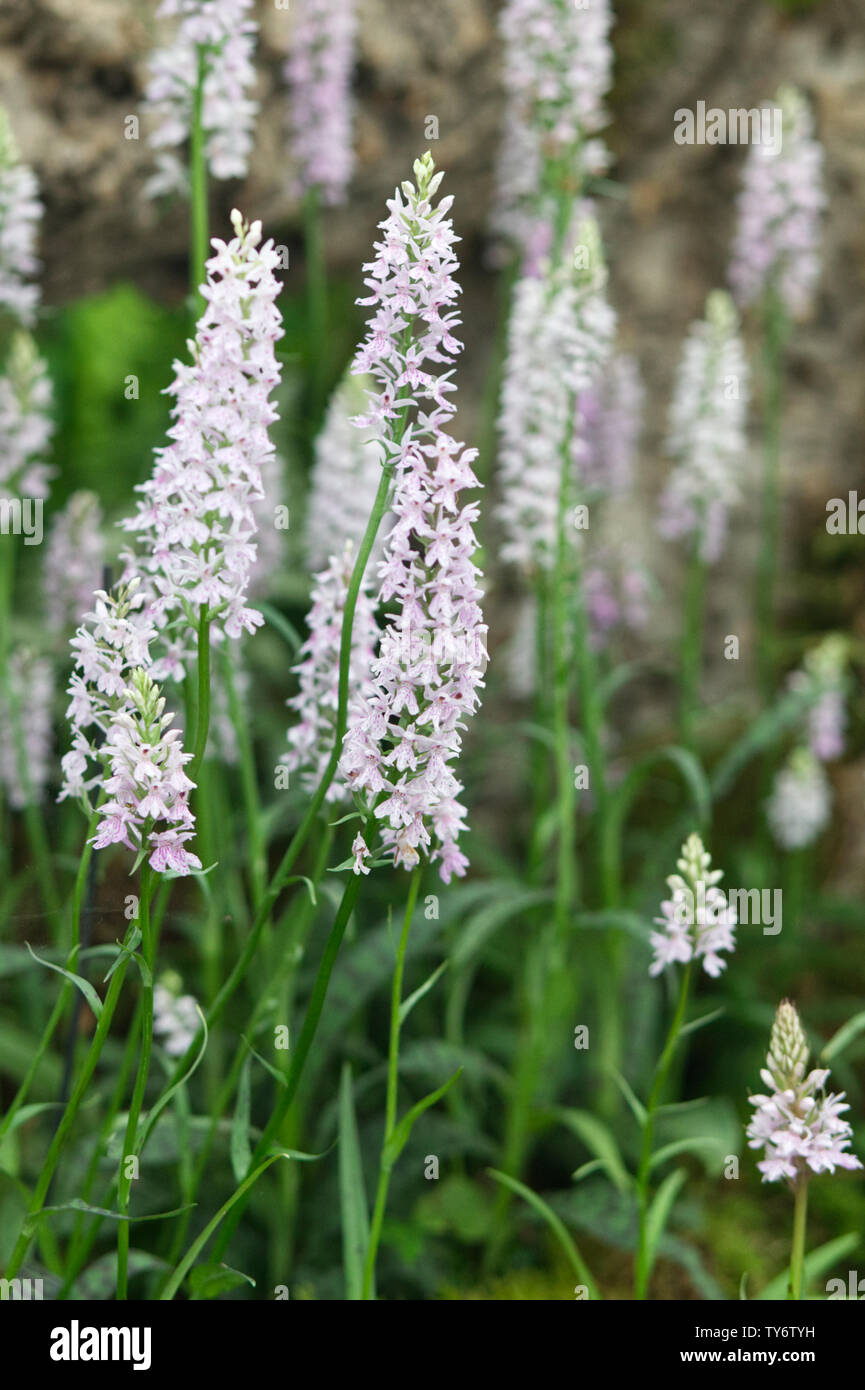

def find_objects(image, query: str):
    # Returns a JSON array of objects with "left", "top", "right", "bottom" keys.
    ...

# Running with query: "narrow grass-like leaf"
[
  {"left": 645, "top": 1168, "right": 687, "bottom": 1280},
  {"left": 756, "top": 1233, "right": 859, "bottom": 1300},
  {"left": 160, "top": 1154, "right": 292, "bottom": 1300},
  {"left": 650, "top": 1137, "right": 724, "bottom": 1170},
  {"left": 608, "top": 1069, "right": 648, "bottom": 1126},
  {"left": 679, "top": 1007, "right": 725, "bottom": 1037},
  {"left": 25, "top": 943, "right": 102, "bottom": 1020},
  {"left": 821, "top": 1010, "right": 865, "bottom": 1063},
  {"left": 230, "top": 1055, "right": 253, "bottom": 1184},
  {"left": 551, "top": 1107, "right": 631, "bottom": 1194},
  {"left": 399, "top": 960, "right": 448, "bottom": 1026},
  {"left": 486, "top": 1169, "right": 600, "bottom": 1299},
  {"left": 339, "top": 1064, "right": 370, "bottom": 1301},
  {"left": 188, "top": 1262, "right": 255, "bottom": 1300},
  {"left": 383, "top": 1068, "right": 463, "bottom": 1169}
]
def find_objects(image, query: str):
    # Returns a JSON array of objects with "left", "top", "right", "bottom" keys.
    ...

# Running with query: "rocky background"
[{"left": 2, "top": 0, "right": 863, "bottom": 864}]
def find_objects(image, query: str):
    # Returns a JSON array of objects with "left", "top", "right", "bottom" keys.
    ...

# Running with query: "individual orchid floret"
[
  {"left": 143, "top": 0, "right": 259, "bottom": 198},
  {"left": 339, "top": 153, "right": 487, "bottom": 883},
  {"left": 729, "top": 87, "right": 825, "bottom": 320},
  {"left": 0, "top": 649, "right": 53, "bottom": 809},
  {"left": 747, "top": 1000, "right": 862, "bottom": 1183},
  {"left": 657, "top": 291, "right": 749, "bottom": 564},
  {"left": 285, "top": 0, "right": 357, "bottom": 206},
  {"left": 122, "top": 210, "right": 283, "bottom": 667},
  {"left": 766, "top": 748, "right": 831, "bottom": 851},
  {"left": 0, "top": 107, "right": 42, "bottom": 326},
  {"left": 59, "top": 578, "right": 157, "bottom": 806},
  {"left": 44, "top": 491, "right": 105, "bottom": 640},
  {"left": 649, "top": 832, "right": 737, "bottom": 979},
  {"left": 350, "top": 832, "right": 371, "bottom": 876},
  {"left": 92, "top": 666, "right": 200, "bottom": 877},
  {"left": 305, "top": 372, "right": 386, "bottom": 573},
  {"left": 154, "top": 973, "right": 201, "bottom": 1055},
  {"left": 491, "top": 0, "right": 613, "bottom": 259},
  {"left": 0, "top": 331, "right": 54, "bottom": 500},
  {"left": 496, "top": 216, "right": 616, "bottom": 572},
  {"left": 282, "top": 543, "right": 379, "bottom": 802}
]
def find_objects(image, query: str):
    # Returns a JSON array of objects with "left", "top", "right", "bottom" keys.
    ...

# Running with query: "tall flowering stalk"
[
  {"left": 747, "top": 1001, "right": 861, "bottom": 1299},
  {"left": 635, "top": 834, "right": 737, "bottom": 1298},
  {"left": 492, "top": 0, "right": 613, "bottom": 263},
  {"left": 144, "top": 0, "right": 259, "bottom": 302},
  {"left": 0, "top": 106, "right": 41, "bottom": 328},
  {"left": 767, "top": 637, "right": 847, "bottom": 853},
  {"left": 729, "top": 87, "right": 824, "bottom": 699},
  {"left": 6, "top": 576, "right": 201, "bottom": 1285},
  {"left": 123, "top": 209, "right": 283, "bottom": 777},
  {"left": 491, "top": 220, "right": 620, "bottom": 1252},
  {"left": 204, "top": 153, "right": 480, "bottom": 1280},
  {"left": 286, "top": 0, "right": 358, "bottom": 418},
  {"left": 657, "top": 291, "right": 748, "bottom": 748},
  {"left": 286, "top": 0, "right": 357, "bottom": 208}
]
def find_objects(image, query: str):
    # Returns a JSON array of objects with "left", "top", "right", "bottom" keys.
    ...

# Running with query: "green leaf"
[
  {"left": 739, "top": 1271, "right": 749, "bottom": 1301},
  {"left": 645, "top": 1168, "right": 688, "bottom": 1280},
  {"left": 451, "top": 889, "right": 553, "bottom": 970},
  {"left": 679, "top": 1007, "right": 725, "bottom": 1037},
  {"left": 284, "top": 874, "right": 317, "bottom": 906},
  {"left": 161, "top": 1154, "right": 293, "bottom": 1300},
  {"left": 242, "top": 1037, "right": 288, "bottom": 1089},
  {"left": 608, "top": 1069, "right": 648, "bottom": 1126},
  {"left": 649, "top": 1137, "right": 725, "bottom": 1170},
  {"left": 399, "top": 960, "right": 448, "bottom": 1026},
  {"left": 230, "top": 1055, "right": 253, "bottom": 1185},
  {"left": 486, "top": 1169, "right": 600, "bottom": 1299},
  {"left": 139, "top": 1007, "right": 208, "bottom": 1152},
  {"left": 551, "top": 1107, "right": 631, "bottom": 1194},
  {"left": 39, "top": 1197, "right": 194, "bottom": 1223},
  {"left": 258, "top": 601, "right": 302, "bottom": 655},
  {"left": 571, "top": 910, "right": 650, "bottom": 942},
  {"left": 383, "top": 1068, "right": 463, "bottom": 1170},
  {"left": 339, "top": 1064, "right": 371, "bottom": 1301},
  {"left": 188, "top": 1262, "right": 255, "bottom": 1300},
  {"left": 756, "top": 1233, "right": 859, "bottom": 1300},
  {"left": 25, "top": 943, "right": 103, "bottom": 1020},
  {"left": 612, "top": 745, "right": 711, "bottom": 836},
  {"left": 821, "top": 1010, "right": 865, "bottom": 1063},
  {"left": 710, "top": 686, "right": 812, "bottom": 799}
]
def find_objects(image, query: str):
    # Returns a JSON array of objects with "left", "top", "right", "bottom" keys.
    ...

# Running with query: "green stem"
[
  {"left": 552, "top": 436, "right": 578, "bottom": 940},
  {"left": 0, "top": 814, "right": 97, "bottom": 1144},
  {"left": 5, "top": 947, "right": 134, "bottom": 1278},
  {"left": 679, "top": 543, "right": 707, "bottom": 752},
  {"left": 116, "top": 863, "right": 155, "bottom": 1300},
  {"left": 208, "top": 854, "right": 368, "bottom": 1264},
  {"left": 224, "top": 647, "right": 266, "bottom": 908},
  {"left": 189, "top": 609, "right": 211, "bottom": 783},
  {"left": 756, "top": 288, "right": 788, "bottom": 702},
  {"left": 634, "top": 963, "right": 692, "bottom": 1299},
  {"left": 362, "top": 867, "right": 422, "bottom": 1299},
  {"left": 788, "top": 1177, "right": 808, "bottom": 1301}
]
